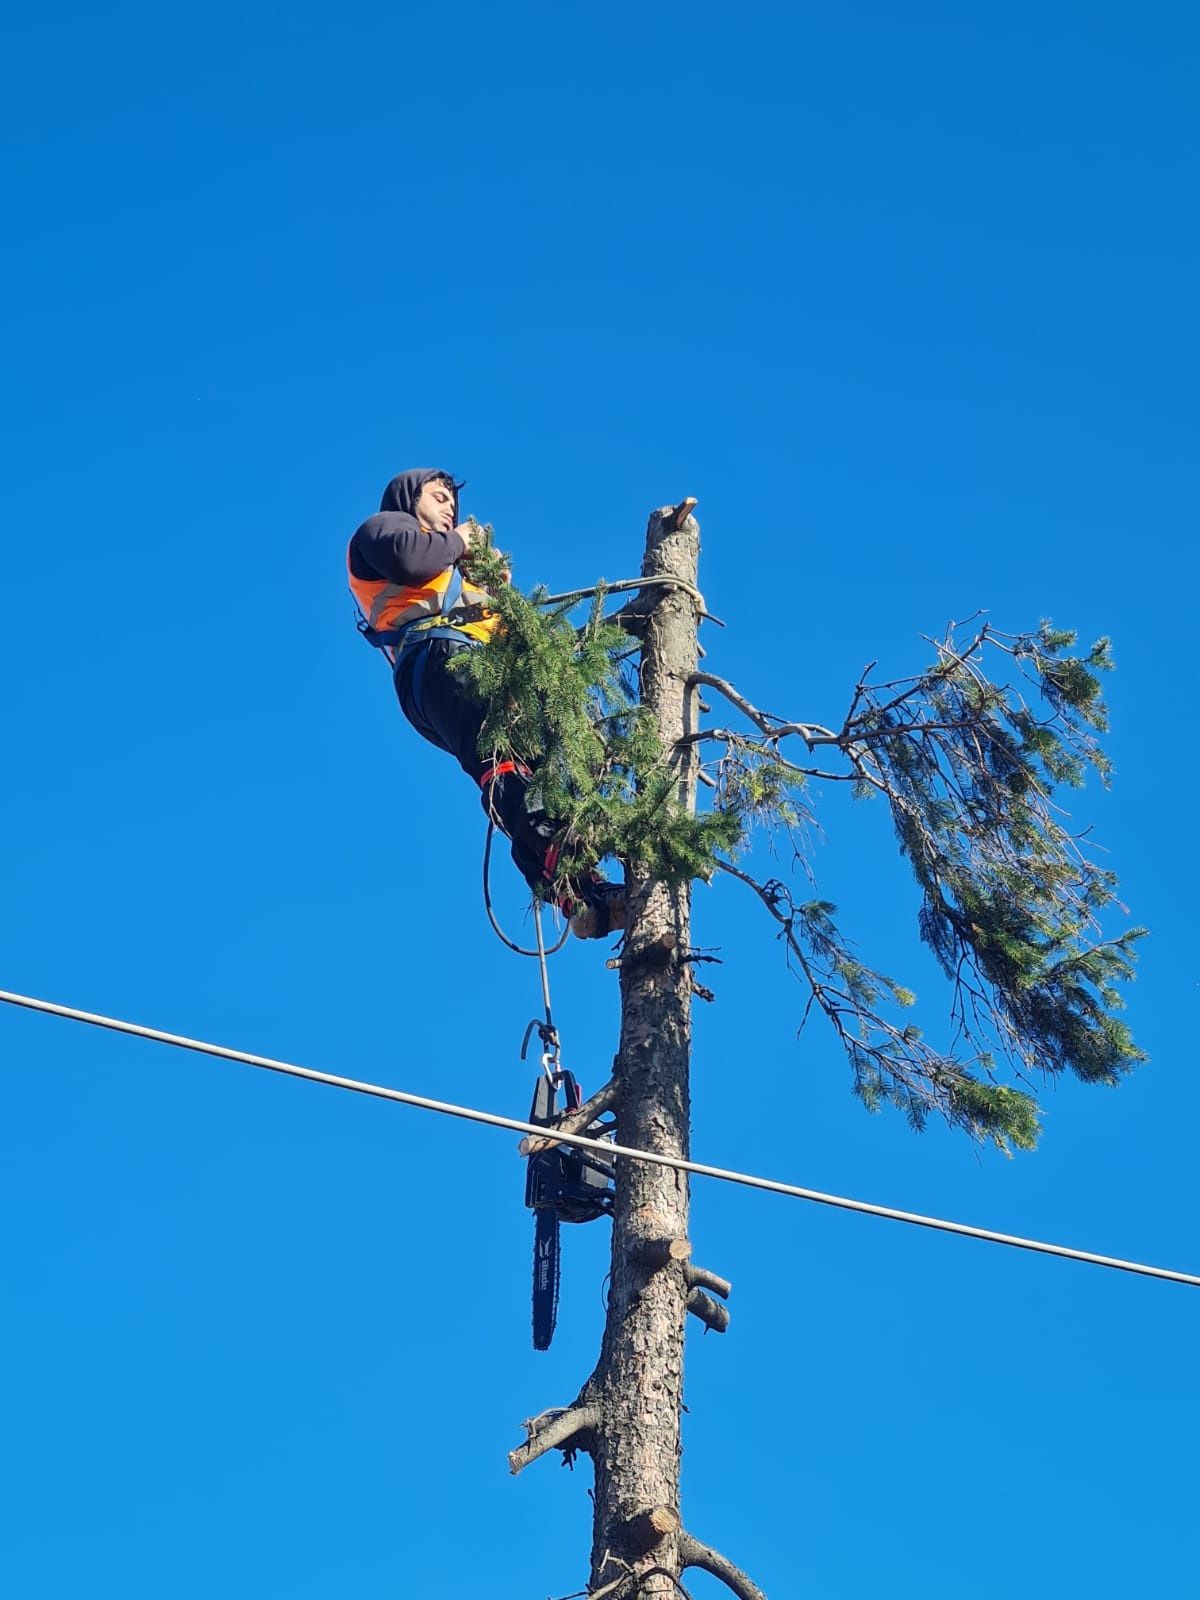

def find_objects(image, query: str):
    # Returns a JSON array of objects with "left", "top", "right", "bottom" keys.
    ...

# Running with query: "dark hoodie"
[{"left": 348, "top": 469, "right": 466, "bottom": 588}]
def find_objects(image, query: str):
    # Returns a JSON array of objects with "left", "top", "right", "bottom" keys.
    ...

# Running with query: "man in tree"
[{"left": 347, "top": 468, "right": 626, "bottom": 938}]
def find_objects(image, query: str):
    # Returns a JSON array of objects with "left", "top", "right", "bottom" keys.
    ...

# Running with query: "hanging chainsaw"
[{"left": 521, "top": 1018, "right": 615, "bottom": 1352}]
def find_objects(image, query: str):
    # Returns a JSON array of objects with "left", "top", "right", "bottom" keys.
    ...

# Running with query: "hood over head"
[{"left": 379, "top": 468, "right": 463, "bottom": 521}]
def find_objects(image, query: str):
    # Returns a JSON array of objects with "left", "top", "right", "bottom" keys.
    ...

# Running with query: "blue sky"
[{"left": 2, "top": 2, "right": 1197, "bottom": 1595}]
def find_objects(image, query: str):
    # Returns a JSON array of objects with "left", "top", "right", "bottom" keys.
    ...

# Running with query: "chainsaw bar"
[{"left": 532, "top": 1206, "right": 561, "bottom": 1351}]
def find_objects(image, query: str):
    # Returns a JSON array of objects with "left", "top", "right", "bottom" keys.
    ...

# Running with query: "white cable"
[{"left": 2, "top": 986, "right": 1196, "bottom": 1289}]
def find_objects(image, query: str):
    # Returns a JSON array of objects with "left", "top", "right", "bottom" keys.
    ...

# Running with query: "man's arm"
[{"left": 350, "top": 512, "right": 470, "bottom": 586}]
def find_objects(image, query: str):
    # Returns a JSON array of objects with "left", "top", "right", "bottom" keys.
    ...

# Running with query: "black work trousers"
[{"left": 394, "top": 637, "right": 551, "bottom": 894}]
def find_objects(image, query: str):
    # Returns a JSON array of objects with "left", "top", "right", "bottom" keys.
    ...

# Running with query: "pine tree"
[{"left": 478, "top": 504, "right": 1143, "bottom": 1598}]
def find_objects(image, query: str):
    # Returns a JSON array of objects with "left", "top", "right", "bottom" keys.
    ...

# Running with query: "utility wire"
[{"left": 2, "top": 986, "right": 1196, "bottom": 1290}]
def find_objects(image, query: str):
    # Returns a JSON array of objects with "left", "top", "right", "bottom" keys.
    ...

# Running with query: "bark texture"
[
  {"left": 586, "top": 506, "right": 701, "bottom": 1597},
  {"left": 511, "top": 505, "right": 766, "bottom": 1598}
]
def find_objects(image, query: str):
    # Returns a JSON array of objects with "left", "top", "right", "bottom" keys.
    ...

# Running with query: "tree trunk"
[
  {"left": 587, "top": 504, "right": 700, "bottom": 1595},
  {"left": 510, "top": 504, "right": 765, "bottom": 1599}
]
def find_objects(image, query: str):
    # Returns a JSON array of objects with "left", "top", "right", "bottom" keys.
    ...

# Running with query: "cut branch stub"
[
  {"left": 639, "top": 1237, "right": 693, "bottom": 1272},
  {"left": 628, "top": 1504, "right": 681, "bottom": 1554},
  {"left": 685, "top": 1264, "right": 731, "bottom": 1299},
  {"left": 686, "top": 1289, "right": 731, "bottom": 1334},
  {"left": 507, "top": 1404, "right": 601, "bottom": 1476},
  {"left": 670, "top": 496, "right": 699, "bottom": 531}
]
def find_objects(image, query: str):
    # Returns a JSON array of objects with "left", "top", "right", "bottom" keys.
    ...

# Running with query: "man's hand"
[
  {"left": 454, "top": 520, "right": 480, "bottom": 556},
  {"left": 456, "top": 517, "right": 512, "bottom": 585}
]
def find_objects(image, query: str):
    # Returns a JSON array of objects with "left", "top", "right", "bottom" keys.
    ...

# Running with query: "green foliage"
[
  {"left": 459, "top": 552, "right": 1144, "bottom": 1154},
  {"left": 861, "top": 622, "right": 1146, "bottom": 1090},
  {"left": 457, "top": 549, "right": 740, "bottom": 888},
  {"left": 756, "top": 883, "right": 1044, "bottom": 1154},
  {"left": 770, "top": 619, "right": 1146, "bottom": 1149}
]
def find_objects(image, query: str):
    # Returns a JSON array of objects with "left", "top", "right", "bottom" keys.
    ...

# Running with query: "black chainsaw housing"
[{"left": 524, "top": 1069, "right": 613, "bottom": 1349}]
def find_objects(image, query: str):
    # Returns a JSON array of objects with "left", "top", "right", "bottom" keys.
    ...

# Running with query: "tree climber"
[{"left": 347, "top": 468, "right": 627, "bottom": 939}]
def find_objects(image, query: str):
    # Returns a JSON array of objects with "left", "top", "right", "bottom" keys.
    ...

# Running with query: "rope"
[
  {"left": 479, "top": 818, "right": 568, "bottom": 1069},
  {"left": 2, "top": 986, "right": 1197, "bottom": 1290},
  {"left": 481, "top": 818, "right": 569, "bottom": 960}
]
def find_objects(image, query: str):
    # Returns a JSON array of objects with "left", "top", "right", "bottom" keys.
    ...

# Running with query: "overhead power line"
[{"left": 2, "top": 985, "right": 1196, "bottom": 1290}]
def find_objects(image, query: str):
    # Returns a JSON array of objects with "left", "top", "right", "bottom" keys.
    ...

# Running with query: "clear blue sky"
[{"left": 2, "top": 3, "right": 1197, "bottom": 1595}]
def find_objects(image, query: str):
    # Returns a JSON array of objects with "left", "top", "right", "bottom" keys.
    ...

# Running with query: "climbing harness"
[{"left": 351, "top": 560, "right": 495, "bottom": 664}]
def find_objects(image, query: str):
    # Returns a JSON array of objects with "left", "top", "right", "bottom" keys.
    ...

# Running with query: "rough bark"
[
  {"left": 586, "top": 505, "right": 701, "bottom": 1597},
  {"left": 511, "top": 504, "right": 766, "bottom": 1598}
]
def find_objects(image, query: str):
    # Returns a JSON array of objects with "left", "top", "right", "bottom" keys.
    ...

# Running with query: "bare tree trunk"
[
  {"left": 511, "top": 504, "right": 766, "bottom": 1600},
  {"left": 586, "top": 504, "right": 701, "bottom": 1596}
]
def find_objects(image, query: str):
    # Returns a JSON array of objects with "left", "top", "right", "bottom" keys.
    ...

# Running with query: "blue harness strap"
[
  {"left": 357, "top": 566, "right": 473, "bottom": 657},
  {"left": 388, "top": 566, "right": 484, "bottom": 732}
]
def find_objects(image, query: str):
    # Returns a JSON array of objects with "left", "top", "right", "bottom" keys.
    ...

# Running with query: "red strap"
[{"left": 478, "top": 759, "right": 523, "bottom": 789}]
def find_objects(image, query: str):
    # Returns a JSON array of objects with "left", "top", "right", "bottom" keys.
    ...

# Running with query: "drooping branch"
[
  {"left": 686, "top": 1290, "right": 731, "bottom": 1334},
  {"left": 681, "top": 727, "right": 865, "bottom": 786},
  {"left": 679, "top": 1530, "right": 767, "bottom": 1600},
  {"left": 698, "top": 618, "right": 1146, "bottom": 1152},
  {"left": 508, "top": 1404, "right": 601, "bottom": 1476},
  {"left": 715, "top": 858, "right": 1042, "bottom": 1153}
]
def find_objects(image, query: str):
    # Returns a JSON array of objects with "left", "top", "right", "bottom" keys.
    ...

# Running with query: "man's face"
[{"left": 414, "top": 478, "right": 457, "bottom": 533}]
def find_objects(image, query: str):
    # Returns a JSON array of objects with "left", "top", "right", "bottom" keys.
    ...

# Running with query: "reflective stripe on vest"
[{"left": 347, "top": 546, "right": 498, "bottom": 659}]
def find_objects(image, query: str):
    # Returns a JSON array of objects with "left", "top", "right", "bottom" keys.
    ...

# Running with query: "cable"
[
  {"left": 482, "top": 818, "right": 570, "bottom": 960},
  {"left": 2, "top": 986, "right": 1197, "bottom": 1290}
]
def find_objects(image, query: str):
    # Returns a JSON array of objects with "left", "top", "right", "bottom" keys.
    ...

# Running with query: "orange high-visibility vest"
[{"left": 347, "top": 549, "right": 498, "bottom": 662}]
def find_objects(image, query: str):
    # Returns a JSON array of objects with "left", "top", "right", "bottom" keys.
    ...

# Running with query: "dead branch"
[
  {"left": 685, "top": 672, "right": 837, "bottom": 747},
  {"left": 517, "top": 1078, "right": 619, "bottom": 1157},
  {"left": 685, "top": 1264, "right": 731, "bottom": 1299},
  {"left": 684, "top": 726, "right": 858, "bottom": 783},
  {"left": 540, "top": 574, "right": 708, "bottom": 612},
  {"left": 686, "top": 1290, "right": 731, "bottom": 1334},
  {"left": 586, "top": 1558, "right": 635, "bottom": 1600},
  {"left": 507, "top": 1404, "right": 601, "bottom": 1476},
  {"left": 679, "top": 1531, "right": 767, "bottom": 1600}
]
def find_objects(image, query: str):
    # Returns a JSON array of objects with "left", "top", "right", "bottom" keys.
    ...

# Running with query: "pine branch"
[
  {"left": 461, "top": 556, "right": 1143, "bottom": 1150},
  {"left": 716, "top": 859, "right": 1042, "bottom": 1152},
  {"left": 686, "top": 1290, "right": 731, "bottom": 1333},
  {"left": 692, "top": 618, "right": 1144, "bottom": 1147}
]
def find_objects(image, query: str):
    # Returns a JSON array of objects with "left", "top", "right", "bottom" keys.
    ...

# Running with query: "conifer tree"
[{"left": 468, "top": 504, "right": 1143, "bottom": 1599}]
